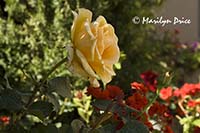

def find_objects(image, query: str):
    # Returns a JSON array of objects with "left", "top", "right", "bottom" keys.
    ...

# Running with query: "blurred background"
[{"left": 159, "top": 0, "right": 199, "bottom": 42}]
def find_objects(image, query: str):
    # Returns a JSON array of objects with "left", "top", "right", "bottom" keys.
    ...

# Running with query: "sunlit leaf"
[{"left": 192, "top": 119, "right": 200, "bottom": 127}]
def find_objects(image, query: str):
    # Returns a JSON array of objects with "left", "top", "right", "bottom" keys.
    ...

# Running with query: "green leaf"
[
  {"left": 47, "top": 93, "right": 60, "bottom": 112},
  {"left": 29, "top": 101, "right": 53, "bottom": 120},
  {"left": 92, "top": 99, "right": 112, "bottom": 111},
  {"left": 118, "top": 120, "right": 149, "bottom": 133},
  {"left": 31, "top": 123, "right": 58, "bottom": 133},
  {"left": 93, "top": 100, "right": 138, "bottom": 121},
  {"left": 0, "top": 89, "right": 23, "bottom": 111},
  {"left": 71, "top": 119, "right": 85, "bottom": 133},
  {"left": 98, "top": 123, "right": 117, "bottom": 133},
  {"left": 192, "top": 119, "right": 200, "bottom": 127},
  {"left": 48, "top": 77, "right": 71, "bottom": 98},
  {"left": 58, "top": 124, "right": 73, "bottom": 133}
]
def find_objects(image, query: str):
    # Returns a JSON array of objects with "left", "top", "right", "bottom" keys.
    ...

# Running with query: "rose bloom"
[{"left": 69, "top": 8, "right": 120, "bottom": 87}]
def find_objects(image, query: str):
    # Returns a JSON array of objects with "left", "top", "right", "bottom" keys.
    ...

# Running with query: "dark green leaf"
[
  {"left": 92, "top": 99, "right": 112, "bottom": 111},
  {"left": 0, "top": 89, "right": 23, "bottom": 111},
  {"left": 58, "top": 124, "right": 73, "bottom": 133},
  {"left": 98, "top": 123, "right": 118, "bottom": 133},
  {"left": 31, "top": 123, "right": 58, "bottom": 133},
  {"left": 71, "top": 119, "right": 85, "bottom": 133},
  {"left": 48, "top": 77, "right": 71, "bottom": 98},
  {"left": 118, "top": 120, "right": 149, "bottom": 133},
  {"left": 47, "top": 93, "right": 60, "bottom": 112},
  {"left": 29, "top": 101, "right": 53, "bottom": 120}
]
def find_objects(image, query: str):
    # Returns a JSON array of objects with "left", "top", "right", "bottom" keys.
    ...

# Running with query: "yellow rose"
[{"left": 69, "top": 8, "right": 120, "bottom": 87}]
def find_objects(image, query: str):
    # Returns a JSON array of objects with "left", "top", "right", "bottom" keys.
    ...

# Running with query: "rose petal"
[{"left": 76, "top": 49, "right": 97, "bottom": 78}]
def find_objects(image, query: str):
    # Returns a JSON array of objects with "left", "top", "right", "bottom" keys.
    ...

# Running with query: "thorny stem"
[
  {"left": 136, "top": 88, "right": 160, "bottom": 119},
  {"left": 25, "top": 56, "right": 68, "bottom": 109},
  {"left": 136, "top": 73, "right": 172, "bottom": 118}
]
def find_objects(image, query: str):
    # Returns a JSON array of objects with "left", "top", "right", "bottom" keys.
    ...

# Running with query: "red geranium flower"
[
  {"left": 107, "top": 85, "right": 124, "bottom": 100},
  {"left": 173, "top": 83, "right": 200, "bottom": 98},
  {"left": 148, "top": 102, "right": 168, "bottom": 117},
  {"left": 140, "top": 71, "right": 158, "bottom": 92},
  {"left": 160, "top": 87, "right": 173, "bottom": 100},
  {"left": 126, "top": 92, "right": 148, "bottom": 110},
  {"left": 187, "top": 100, "right": 200, "bottom": 108},
  {"left": 87, "top": 87, "right": 110, "bottom": 100},
  {"left": 131, "top": 82, "right": 148, "bottom": 93},
  {"left": 87, "top": 85, "right": 124, "bottom": 100}
]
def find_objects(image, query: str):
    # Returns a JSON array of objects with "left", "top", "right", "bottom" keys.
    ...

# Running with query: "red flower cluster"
[
  {"left": 86, "top": 71, "right": 200, "bottom": 132},
  {"left": 173, "top": 83, "right": 200, "bottom": 98},
  {"left": 140, "top": 71, "right": 158, "bottom": 92},
  {"left": 148, "top": 102, "right": 168, "bottom": 117},
  {"left": 125, "top": 93, "right": 152, "bottom": 130},
  {"left": 187, "top": 100, "right": 200, "bottom": 108},
  {"left": 126, "top": 92, "right": 148, "bottom": 110},
  {"left": 87, "top": 85, "right": 124, "bottom": 100}
]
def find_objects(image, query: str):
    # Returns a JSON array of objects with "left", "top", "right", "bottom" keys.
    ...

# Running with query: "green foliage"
[
  {"left": 0, "top": 0, "right": 72, "bottom": 88},
  {"left": 119, "top": 120, "right": 149, "bottom": 133},
  {"left": 28, "top": 101, "right": 54, "bottom": 120},
  {"left": 179, "top": 116, "right": 200, "bottom": 133},
  {"left": 48, "top": 77, "right": 72, "bottom": 98},
  {"left": 73, "top": 89, "right": 93, "bottom": 123},
  {"left": 192, "top": 119, "right": 200, "bottom": 127},
  {"left": 0, "top": 89, "right": 23, "bottom": 112}
]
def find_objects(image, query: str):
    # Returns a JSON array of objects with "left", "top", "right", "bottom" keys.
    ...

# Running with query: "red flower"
[
  {"left": 107, "top": 85, "right": 124, "bottom": 100},
  {"left": 87, "top": 87, "right": 110, "bottom": 100},
  {"left": 160, "top": 87, "right": 173, "bottom": 100},
  {"left": 87, "top": 85, "right": 124, "bottom": 100},
  {"left": 0, "top": 116, "right": 10, "bottom": 125},
  {"left": 173, "top": 83, "right": 200, "bottom": 98},
  {"left": 148, "top": 102, "right": 168, "bottom": 117},
  {"left": 131, "top": 82, "right": 147, "bottom": 93},
  {"left": 187, "top": 100, "right": 200, "bottom": 108},
  {"left": 140, "top": 71, "right": 158, "bottom": 92},
  {"left": 126, "top": 92, "right": 148, "bottom": 110},
  {"left": 173, "top": 89, "right": 181, "bottom": 97}
]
